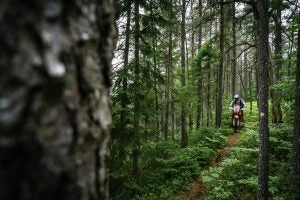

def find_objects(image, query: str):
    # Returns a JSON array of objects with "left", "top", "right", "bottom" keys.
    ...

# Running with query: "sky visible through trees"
[{"left": 110, "top": 0, "right": 299, "bottom": 199}]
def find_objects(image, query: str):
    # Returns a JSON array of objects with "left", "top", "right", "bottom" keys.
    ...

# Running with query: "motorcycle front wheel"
[{"left": 233, "top": 118, "right": 239, "bottom": 132}]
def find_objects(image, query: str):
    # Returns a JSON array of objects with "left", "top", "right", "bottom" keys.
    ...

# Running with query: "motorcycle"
[{"left": 231, "top": 104, "right": 241, "bottom": 133}]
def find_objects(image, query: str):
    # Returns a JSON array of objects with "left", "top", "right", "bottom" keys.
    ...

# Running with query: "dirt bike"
[{"left": 231, "top": 104, "right": 241, "bottom": 133}]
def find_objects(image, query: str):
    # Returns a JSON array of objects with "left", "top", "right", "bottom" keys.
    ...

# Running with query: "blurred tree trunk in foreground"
[{"left": 0, "top": 0, "right": 115, "bottom": 200}]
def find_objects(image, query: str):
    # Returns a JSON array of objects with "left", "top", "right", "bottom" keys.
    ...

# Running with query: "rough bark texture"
[
  {"left": 271, "top": 4, "right": 283, "bottom": 124},
  {"left": 181, "top": 0, "right": 188, "bottom": 148},
  {"left": 0, "top": 0, "right": 115, "bottom": 200},
  {"left": 255, "top": 1, "right": 270, "bottom": 199},
  {"left": 292, "top": 19, "right": 300, "bottom": 199},
  {"left": 215, "top": 0, "right": 224, "bottom": 128}
]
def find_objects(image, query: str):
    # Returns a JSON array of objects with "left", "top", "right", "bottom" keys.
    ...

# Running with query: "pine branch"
[
  {"left": 218, "top": 0, "right": 253, "bottom": 5},
  {"left": 225, "top": 42, "right": 255, "bottom": 56}
]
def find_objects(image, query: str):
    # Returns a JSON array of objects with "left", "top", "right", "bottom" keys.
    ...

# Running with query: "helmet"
[{"left": 234, "top": 94, "right": 240, "bottom": 99}]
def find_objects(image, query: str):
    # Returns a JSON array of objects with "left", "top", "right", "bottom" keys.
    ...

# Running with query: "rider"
[{"left": 230, "top": 94, "right": 245, "bottom": 122}]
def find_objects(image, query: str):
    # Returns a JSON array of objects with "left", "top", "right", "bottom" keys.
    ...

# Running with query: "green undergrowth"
[
  {"left": 110, "top": 127, "right": 228, "bottom": 200},
  {"left": 202, "top": 102, "right": 294, "bottom": 200}
]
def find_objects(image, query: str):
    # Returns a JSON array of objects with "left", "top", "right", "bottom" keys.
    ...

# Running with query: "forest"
[
  {"left": 110, "top": 0, "right": 300, "bottom": 199},
  {"left": 0, "top": 0, "right": 299, "bottom": 200}
]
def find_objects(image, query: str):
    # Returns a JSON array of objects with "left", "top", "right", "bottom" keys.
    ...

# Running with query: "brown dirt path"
[{"left": 175, "top": 131, "right": 243, "bottom": 200}]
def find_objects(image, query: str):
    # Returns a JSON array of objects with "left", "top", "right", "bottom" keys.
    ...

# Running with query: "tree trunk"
[
  {"left": 171, "top": 59, "right": 175, "bottom": 140},
  {"left": 119, "top": 1, "right": 131, "bottom": 163},
  {"left": 215, "top": 0, "right": 224, "bottom": 128},
  {"left": 207, "top": 18, "right": 213, "bottom": 127},
  {"left": 132, "top": 0, "right": 140, "bottom": 176},
  {"left": 231, "top": 1, "right": 237, "bottom": 97},
  {"left": 244, "top": 52, "right": 248, "bottom": 100},
  {"left": 154, "top": 41, "right": 160, "bottom": 142},
  {"left": 196, "top": 0, "right": 203, "bottom": 129},
  {"left": 164, "top": 2, "right": 173, "bottom": 141},
  {"left": 248, "top": 57, "right": 253, "bottom": 114},
  {"left": 292, "top": 17, "right": 300, "bottom": 199},
  {"left": 170, "top": 9, "right": 175, "bottom": 139},
  {"left": 181, "top": 0, "right": 188, "bottom": 148},
  {"left": 0, "top": 0, "right": 115, "bottom": 200},
  {"left": 164, "top": 56, "right": 170, "bottom": 141},
  {"left": 271, "top": 3, "right": 283, "bottom": 124},
  {"left": 254, "top": 1, "right": 270, "bottom": 199},
  {"left": 288, "top": 25, "right": 294, "bottom": 77}
]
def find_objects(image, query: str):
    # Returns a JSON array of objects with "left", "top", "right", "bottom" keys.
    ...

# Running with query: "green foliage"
[
  {"left": 189, "top": 39, "right": 219, "bottom": 80},
  {"left": 202, "top": 102, "right": 294, "bottom": 200},
  {"left": 189, "top": 127, "right": 227, "bottom": 149},
  {"left": 276, "top": 76, "right": 296, "bottom": 122},
  {"left": 110, "top": 127, "right": 228, "bottom": 200}
]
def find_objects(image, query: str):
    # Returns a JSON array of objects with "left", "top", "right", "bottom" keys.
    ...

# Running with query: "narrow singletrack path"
[{"left": 177, "top": 130, "right": 243, "bottom": 200}]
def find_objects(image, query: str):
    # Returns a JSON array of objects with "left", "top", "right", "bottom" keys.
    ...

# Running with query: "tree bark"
[
  {"left": 271, "top": 3, "right": 283, "bottom": 124},
  {"left": 196, "top": 0, "right": 203, "bottom": 129},
  {"left": 248, "top": 55, "right": 253, "bottom": 114},
  {"left": 231, "top": 1, "right": 237, "bottom": 97},
  {"left": 0, "top": 0, "right": 115, "bottom": 200},
  {"left": 244, "top": 51, "right": 248, "bottom": 100},
  {"left": 164, "top": 8, "right": 173, "bottom": 141},
  {"left": 216, "top": 0, "right": 224, "bottom": 128},
  {"left": 207, "top": 18, "right": 213, "bottom": 127},
  {"left": 164, "top": 48, "right": 170, "bottom": 141},
  {"left": 254, "top": 1, "right": 270, "bottom": 199},
  {"left": 181, "top": 0, "right": 188, "bottom": 147}
]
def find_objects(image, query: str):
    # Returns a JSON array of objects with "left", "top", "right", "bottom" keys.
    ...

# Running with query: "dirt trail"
[{"left": 177, "top": 131, "right": 243, "bottom": 200}]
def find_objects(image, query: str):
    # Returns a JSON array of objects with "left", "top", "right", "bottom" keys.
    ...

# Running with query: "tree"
[
  {"left": 0, "top": 0, "right": 115, "bottom": 199},
  {"left": 254, "top": 1, "right": 270, "bottom": 199},
  {"left": 231, "top": 1, "right": 237, "bottom": 97},
  {"left": 164, "top": 0, "right": 173, "bottom": 141},
  {"left": 196, "top": 0, "right": 203, "bottom": 129},
  {"left": 216, "top": 0, "right": 225, "bottom": 128},
  {"left": 118, "top": 0, "right": 131, "bottom": 163},
  {"left": 270, "top": 0, "right": 283, "bottom": 124},
  {"left": 292, "top": 14, "right": 300, "bottom": 199},
  {"left": 132, "top": 0, "right": 140, "bottom": 175},
  {"left": 181, "top": 0, "right": 188, "bottom": 147}
]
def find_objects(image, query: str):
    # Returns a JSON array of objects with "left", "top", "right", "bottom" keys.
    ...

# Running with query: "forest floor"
[{"left": 177, "top": 129, "right": 244, "bottom": 200}]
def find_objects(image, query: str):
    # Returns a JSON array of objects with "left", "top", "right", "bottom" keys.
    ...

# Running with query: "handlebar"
[{"left": 229, "top": 107, "right": 245, "bottom": 110}]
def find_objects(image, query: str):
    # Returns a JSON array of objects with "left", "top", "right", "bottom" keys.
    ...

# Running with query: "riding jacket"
[{"left": 230, "top": 98, "right": 245, "bottom": 109}]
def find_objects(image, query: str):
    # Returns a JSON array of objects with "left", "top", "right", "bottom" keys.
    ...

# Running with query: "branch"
[
  {"left": 233, "top": 45, "right": 255, "bottom": 60},
  {"left": 225, "top": 42, "right": 255, "bottom": 55},
  {"left": 218, "top": 0, "right": 253, "bottom": 5},
  {"left": 286, "top": 0, "right": 300, "bottom": 9},
  {"left": 237, "top": 8, "right": 253, "bottom": 22},
  {"left": 271, "top": 15, "right": 294, "bottom": 43}
]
